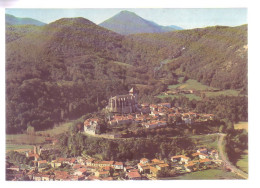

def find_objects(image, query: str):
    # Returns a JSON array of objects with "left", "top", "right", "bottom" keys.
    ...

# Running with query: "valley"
[{"left": 5, "top": 10, "right": 248, "bottom": 181}]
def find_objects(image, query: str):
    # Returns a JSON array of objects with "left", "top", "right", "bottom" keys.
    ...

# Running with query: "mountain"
[
  {"left": 5, "top": 14, "right": 46, "bottom": 26},
  {"left": 5, "top": 17, "right": 247, "bottom": 134},
  {"left": 99, "top": 10, "right": 179, "bottom": 35},
  {"left": 126, "top": 25, "right": 248, "bottom": 89}
]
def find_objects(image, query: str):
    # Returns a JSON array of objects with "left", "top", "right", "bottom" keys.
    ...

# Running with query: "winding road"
[{"left": 218, "top": 133, "right": 248, "bottom": 179}]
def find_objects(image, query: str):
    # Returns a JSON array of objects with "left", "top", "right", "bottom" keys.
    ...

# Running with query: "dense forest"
[{"left": 6, "top": 17, "right": 247, "bottom": 133}]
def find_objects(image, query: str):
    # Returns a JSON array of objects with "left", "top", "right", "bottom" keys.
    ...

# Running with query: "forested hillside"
[
  {"left": 126, "top": 25, "right": 248, "bottom": 90},
  {"left": 6, "top": 17, "right": 247, "bottom": 133}
]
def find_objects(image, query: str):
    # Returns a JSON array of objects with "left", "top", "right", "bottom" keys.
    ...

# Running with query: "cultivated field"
[
  {"left": 236, "top": 153, "right": 248, "bottom": 173},
  {"left": 234, "top": 122, "right": 248, "bottom": 132},
  {"left": 6, "top": 134, "right": 45, "bottom": 145},
  {"left": 161, "top": 169, "right": 242, "bottom": 180},
  {"left": 168, "top": 78, "right": 216, "bottom": 91}
]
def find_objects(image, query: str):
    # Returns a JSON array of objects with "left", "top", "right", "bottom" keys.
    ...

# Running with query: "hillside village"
[
  {"left": 6, "top": 88, "right": 224, "bottom": 181},
  {"left": 6, "top": 144, "right": 222, "bottom": 181},
  {"left": 83, "top": 88, "right": 215, "bottom": 138}
]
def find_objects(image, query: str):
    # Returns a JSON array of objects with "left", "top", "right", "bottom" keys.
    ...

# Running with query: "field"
[
  {"left": 6, "top": 118, "right": 79, "bottom": 152},
  {"left": 163, "top": 78, "right": 241, "bottom": 100},
  {"left": 236, "top": 153, "right": 248, "bottom": 173},
  {"left": 168, "top": 78, "right": 216, "bottom": 91},
  {"left": 37, "top": 121, "right": 73, "bottom": 137},
  {"left": 160, "top": 169, "right": 242, "bottom": 180},
  {"left": 204, "top": 89, "right": 240, "bottom": 97},
  {"left": 157, "top": 93, "right": 202, "bottom": 100},
  {"left": 189, "top": 134, "right": 219, "bottom": 149},
  {"left": 6, "top": 144, "right": 34, "bottom": 152},
  {"left": 234, "top": 122, "right": 248, "bottom": 132},
  {"left": 6, "top": 134, "right": 46, "bottom": 145}
]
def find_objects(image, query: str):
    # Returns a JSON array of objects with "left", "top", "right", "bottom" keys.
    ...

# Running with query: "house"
[
  {"left": 86, "top": 158, "right": 95, "bottom": 166},
  {"left": 38, "top": 160, "right": 48, "bottom": 168},
  {"left": 199, "top": 153, "right": 209, "bottom": 159},
  {"left": 64, "top": 158, "right": 77, "bottom": 166},
  {"left": 51, "top": 158, "right": 64, "bottom": 168},
  {"left": 158, "top": 103, "right": 171, "bottom": 108},
  {"left": 209, "top": 150, "right": 219, "bottom": 159},
  {"left": 74, "top": 168, "right": 88, "bottom": 176},
  {"left": 197, "top": 148, "right": 208, "bottom": 154},
  {"left": 126, "top": 171, "right": 142, "bottom": 180},
  {"left": 184, "top": 162, "right": 195, "bottom": 172},
  {"left": 150, "top": 166, "right": 159, "bottom": 177},
  {"left": 95, "top": 171, "right": 110, "bottom": 178},
  {"left": 124, "top": 166, "right": 135, "bottom": 172},
  {"left": 156, "top": 163, "right": 169, "bottom": 171},
  {"left": 150, "top": 104, "right": 158, "bottom": 111},
  {"left": 150, "top": 111, "right": 160, "bottom": 117},
  {"left": 41, "top": 174, "right": 50, "bottom": 181},
  {"left": 33, "top": 173, "right": 42, "bottom": 181},
  {"left": 84, "top": 118, "right": 101, "bottom": 135},
  {"left": 86, "top": 175, "right": 100, "bottom": 181},
  {"left": 8, "top": 165, "right": 20, "bottom": 171},
  {"left": 171, "top": 155, "right": 190, "bottom": 163},
  {"left": 113, "top": 162, "right": 123, "bottom": 170},
  {"left": 137, "top": 163, "right": 150, "bottom": 174},
  {"left": 157, "top": 121, "right": 167, "bottom": 127},
  {"left": 151, "top": 158, "right": 164, "bottom": 164},
  {"left": 199, "top": 158, "right": 212, "bottom": 165},
  {"left": 101, "top": 177, "right": 114, "bottom": 181},
  {"left": 27, "top": 170, "right": 35, "bottom": 180},
  {"left": 140, "top": 158, "right": 149, "bottom": 164},
  {"left": 72, "top": 164, "right": 85, "bottom": 169}
]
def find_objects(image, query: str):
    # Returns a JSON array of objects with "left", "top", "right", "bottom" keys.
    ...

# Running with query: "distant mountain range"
[
  {"left": 99, "top": 10, "right": 183, "bottom": 35},
  {"left": 5, "top": 14, "right": 46, "bottom": 26}
]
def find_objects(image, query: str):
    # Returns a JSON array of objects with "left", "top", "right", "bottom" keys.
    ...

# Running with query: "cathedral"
[{"left": 107, "top": 88, "right": 138, "bottom": 114}]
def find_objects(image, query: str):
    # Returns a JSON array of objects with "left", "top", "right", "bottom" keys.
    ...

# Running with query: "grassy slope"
[
  {"left": 236, "top": 154, "right": 248, "bottom": 173},
  {"left": 159, "top": 78, "right": 242, "bottom": 101},
  {"left": 161, "top": 169, "right": 242, "bottom": 180},
  {"left": 234, "top": 122, "right": 248, "bottom": 132}
]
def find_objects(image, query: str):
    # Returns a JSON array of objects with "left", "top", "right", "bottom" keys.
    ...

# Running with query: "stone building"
[
  {"left": 84, "top": 118, "right": 101, "bottom": 135},
  {"left": 107, "top": 88, "right": 138, "bottom": 114}
]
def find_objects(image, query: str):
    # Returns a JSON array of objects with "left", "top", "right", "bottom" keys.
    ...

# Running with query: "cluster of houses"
[
  {"left": 6, "top": 146, "right": 222, "bottom": 181},
  {"left": 84, "top": 102, "right": 215, "bottom": 136}
]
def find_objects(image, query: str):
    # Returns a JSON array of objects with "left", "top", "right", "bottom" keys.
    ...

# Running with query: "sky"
[{"left": 5, "top": 8, "right": 247, "bottom": 29}]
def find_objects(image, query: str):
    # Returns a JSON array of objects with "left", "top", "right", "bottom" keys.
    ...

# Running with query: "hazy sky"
[{"left": 5, "top": 8, "right": 247, "bottom": 29}]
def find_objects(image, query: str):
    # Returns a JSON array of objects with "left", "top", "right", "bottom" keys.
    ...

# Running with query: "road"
[{"left": 218, "top": 133, "right": 248, "bottom": 179}]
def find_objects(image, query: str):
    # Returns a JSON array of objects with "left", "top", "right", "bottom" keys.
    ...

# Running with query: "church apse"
[{"left": 107, "top": 88, "right": 138, "bottom": 114}]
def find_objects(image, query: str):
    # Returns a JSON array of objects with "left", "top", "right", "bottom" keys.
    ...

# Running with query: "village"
[
  {"left": 84, "top": 88, "right": 215, "bottom": 138},
  {"left": 6, "top": 144, "right": 222, "bottom": 181},
  {"left": 6, "top": 88, "right": 224, "bottom": 181}
]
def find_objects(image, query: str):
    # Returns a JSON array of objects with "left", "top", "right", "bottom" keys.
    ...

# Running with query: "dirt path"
[{"left": 218, "top": 133, "right": 248, "bottom": 179}]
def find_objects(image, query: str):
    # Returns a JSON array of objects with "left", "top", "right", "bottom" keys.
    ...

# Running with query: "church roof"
[{"left": 129, "top": 87, "right": 135, "bottom": 93}]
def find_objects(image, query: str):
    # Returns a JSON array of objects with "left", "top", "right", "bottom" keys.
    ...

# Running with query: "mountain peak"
[{"left": 99, "top": 11, "right": 179, "bottom": 35}]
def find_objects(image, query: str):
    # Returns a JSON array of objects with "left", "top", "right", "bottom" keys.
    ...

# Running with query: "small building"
[
  {"left": 74, "top": 168, "right": 88, "bottom": 176},
  {"left": 140, "top": 158, "right": 149, "bottom": 165},
  {"left": 84, "top": 118, "right": 101, "bottom": 135},
  {"left": 126, "top": 171, "right": 142, "bottom": 180},
  {"left": 95, "top": 171, "right": 110, "bottom": 178},
  {"left": 38, "top": 160, "right": 48, "bottom": 168},
  {"left": 156, "top": 163, "right": 169, "bottom": 171},
  {"left": 113, "top": 162, "right": 123, "bottom": 170}
]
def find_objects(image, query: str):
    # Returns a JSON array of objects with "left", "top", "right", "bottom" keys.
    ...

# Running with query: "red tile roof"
[{"left": 127, "top": 171, "right": 141, "bottom": 178}]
